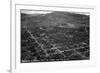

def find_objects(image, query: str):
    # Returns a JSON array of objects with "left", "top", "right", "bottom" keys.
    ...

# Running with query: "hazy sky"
[
  {"left": 21, "top": 10, "right": 52, "bottom": 14},
  {"left": 21, "top": 10, "right": 90, "bottom": 15}
]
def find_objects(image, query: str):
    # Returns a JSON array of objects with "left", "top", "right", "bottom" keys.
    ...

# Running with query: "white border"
[{"left": 11, "top": 4, "right": 96, "bottom": 73}]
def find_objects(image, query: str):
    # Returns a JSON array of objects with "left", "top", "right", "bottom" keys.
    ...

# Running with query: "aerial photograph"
[{"left": 21, "top": 10, "right": 90, "bottom": 63}]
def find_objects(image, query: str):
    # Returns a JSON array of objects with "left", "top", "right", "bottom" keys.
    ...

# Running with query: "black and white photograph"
[{"left": 21, "top": 9, "right": 90, "bottom": 63}]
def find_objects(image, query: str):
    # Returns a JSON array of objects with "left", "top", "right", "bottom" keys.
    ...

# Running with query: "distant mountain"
[
  {"left": 21, "top": 11, "right": 89, "bottom": 29},
  {"left": 39, "top": 11, "right": 89, "bottom": 28}
]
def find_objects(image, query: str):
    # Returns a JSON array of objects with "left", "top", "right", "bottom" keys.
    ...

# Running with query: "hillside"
[{"left": 21, "top": 11, "right": 89, "bottom": 29}]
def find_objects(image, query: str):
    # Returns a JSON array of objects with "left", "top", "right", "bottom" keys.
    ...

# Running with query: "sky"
[
  {"left": 21, "top": 10, "right": 90, "bottom": 15},
  {"left": 21, "top": 10, "right": 52, "bottom": 14}
]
